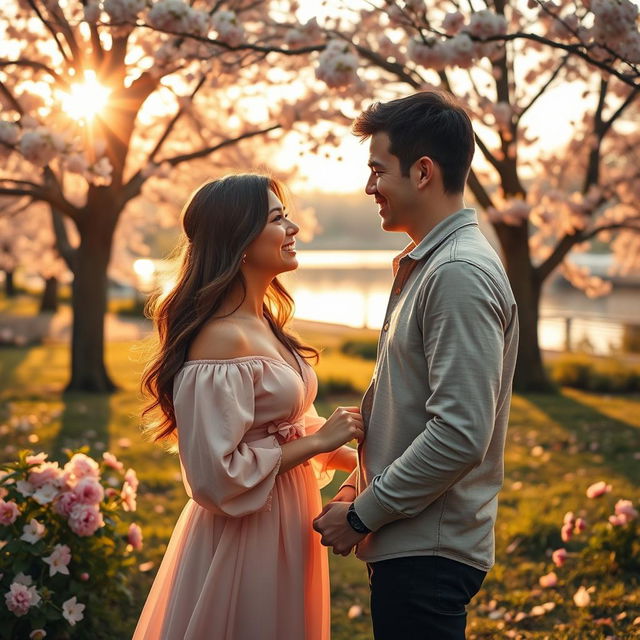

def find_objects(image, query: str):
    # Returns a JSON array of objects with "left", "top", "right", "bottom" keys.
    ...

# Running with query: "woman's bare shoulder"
[{"left": 187, "top": 318, "right": 255, "bottom": 361}]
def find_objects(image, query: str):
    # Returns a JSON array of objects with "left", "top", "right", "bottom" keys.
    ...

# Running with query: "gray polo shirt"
[{"left": 350, "top": 207, "right": 519, "bottom": 571}]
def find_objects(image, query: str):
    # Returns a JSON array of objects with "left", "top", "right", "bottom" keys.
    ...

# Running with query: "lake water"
[{"left": 281, "top": 250, "right": 640, "bottom": 355}]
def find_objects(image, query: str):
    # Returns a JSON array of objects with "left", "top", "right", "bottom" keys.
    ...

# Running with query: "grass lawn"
[{"left": 1, "top": 334, "right": 639, "bottom": 639}]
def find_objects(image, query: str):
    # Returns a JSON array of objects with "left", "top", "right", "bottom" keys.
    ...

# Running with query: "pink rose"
[
  {"left": 574, "top": 517, "right": 587, "bottom": 533},
  {"left": 64, "top": 453, "right": 100, "bottom": 483},
  {"left": 127, "top": 523, "right": 143, "bottom": 550},
  {"left": 614, "top": 499, "right": 638, "bottom": 524},
  {"left": 73, "top": 477, "right": 104, "bottom": 505},
  {"left": 28, "top": 462, "right": 62, "bottom": 489},
  {"left": 25, "top": 453, "right": 48, "bottom": 466},
  {"left": 552, "top": 548, "right": 567, "bottom": 567},
  {"left": 124, "top": 468, "right": 139, "bottom": 492},
  {"left": 539, "top": 572, "right": 558, "bottom": 588},
  {"left": 609, "top": 514, "right": 627, "bottom": 526},
  {"left": 121, "top": 482, "right": 137, "bottom": 512},
  {"left": 54, "top": 490, "right": 80, "bottom": 517},
  {"left": 586, "top": 481, "right": 612, "bottom": 499},
  {"left": 4, "top": 582, "right": 41, "bottom": 617},
  {"left": 0, "top": 499, "right": 21, "bottom": 525},
  {"left": 102, "top": 452, "right": 123, "bottom": 472},
  {"left": 68, "top": 503, "right": 104, "bottom": 537},
  {"left": 80, "top": 572, "right": 90, "bottom": 581}
]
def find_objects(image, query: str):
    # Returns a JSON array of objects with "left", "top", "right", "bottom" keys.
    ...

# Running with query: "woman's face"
[{"left": 243, "top": 189, "right": 299, "bottom": 276}]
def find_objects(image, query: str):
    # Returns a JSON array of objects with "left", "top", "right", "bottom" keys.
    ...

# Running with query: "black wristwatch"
[{"left": 346, "top": 503, "right": 371, "bottom": 534}]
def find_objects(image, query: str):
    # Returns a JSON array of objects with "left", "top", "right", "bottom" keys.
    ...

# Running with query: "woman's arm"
[{"left": 326, "top": 444, "right": 358, "bottom": 472}]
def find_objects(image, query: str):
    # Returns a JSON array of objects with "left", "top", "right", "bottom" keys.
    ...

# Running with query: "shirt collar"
[{"left": 392, "top": 208, "right": 478, "bottom": 273}]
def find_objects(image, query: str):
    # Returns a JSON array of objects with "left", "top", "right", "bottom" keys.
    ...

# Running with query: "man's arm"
[{"left": 353, "top": 261, "right": 508, "bottom": 532}]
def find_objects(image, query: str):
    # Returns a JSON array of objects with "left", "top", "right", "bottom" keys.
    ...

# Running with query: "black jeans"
[{"left": 367, "top": 555, "right": 486, "bottom": 640}]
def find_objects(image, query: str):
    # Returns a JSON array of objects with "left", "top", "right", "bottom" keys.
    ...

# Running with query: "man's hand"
[{"left": 312, "top": 502, "right": 366, "bottom": 556}]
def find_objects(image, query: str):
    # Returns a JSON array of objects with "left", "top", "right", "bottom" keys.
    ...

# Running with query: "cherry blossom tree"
[
  {"left": 0, "top": 0, "right": 334, "bottom": 391},
  {"left": 305, "top": 0, "right": 640, "bottom": 390}
]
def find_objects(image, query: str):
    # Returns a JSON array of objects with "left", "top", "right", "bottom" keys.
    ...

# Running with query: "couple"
[{"left": 133, "top": 91, "right": 519, "bottom": 640}]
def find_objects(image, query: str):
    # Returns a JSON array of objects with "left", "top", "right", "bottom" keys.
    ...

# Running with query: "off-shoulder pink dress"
[{"left": 133, "top": 355, "right": 334, "bottom": 640}]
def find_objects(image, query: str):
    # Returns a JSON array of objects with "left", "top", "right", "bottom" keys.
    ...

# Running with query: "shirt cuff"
[{"left": 353, "top": 484, "right": 402, "bottom": 532}]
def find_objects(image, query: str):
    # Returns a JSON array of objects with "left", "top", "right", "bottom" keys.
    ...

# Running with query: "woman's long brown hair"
[{"left": 141, "top": 173, "right": 318, "bottom": 443}]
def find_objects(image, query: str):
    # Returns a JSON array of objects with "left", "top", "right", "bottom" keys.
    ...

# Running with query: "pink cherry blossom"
[
  {"left": 127, "top": 522, "right": 143, "bottom": 550},
  {"left": 62, "top": 596, "right": 85, "bottom": 626},
  {"left": 0, "top": 499, "right": 21, "bottom": 525},
  {"left": 103, "top": 0, "right": 145, "bottom": 24},
  {"left": 0, "top": 121, "right": 20, "bottom": 146},
  {"left": 18, "top": 129, "right": 58, "bottom": 167},
  {"left": 442, "top": 11, "right": 465, "bottom": 35},
  {"left": 316, "top": 40, "right": 360, "bottom": 89},
  {"left": 212, "top": 10, "right": 244, "bottom": 47},
  {"left": 4, "top": 582, "right": 41, "bottom": 617},
  {"left": 586, "top": 481, "right": 612, "bottom": 498},
  {"left": 552, "top": 548, "right": 567, "bottom": 567},
  {"left": 466, "top": 9, "right": 507, "bottom": 39},
  {"left": 68, "top": 503, "right": 105, "bottom": 537},
  {"left": 539, "top": 571, "right": 558, "bottom": 588},
  {"left": 43, "top": 544, "right": 72, "bottom": 577}
]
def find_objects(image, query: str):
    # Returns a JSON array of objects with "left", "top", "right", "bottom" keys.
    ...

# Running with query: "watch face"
[{"left": 347, "top": 509, "right": 367, "bottom": 533}]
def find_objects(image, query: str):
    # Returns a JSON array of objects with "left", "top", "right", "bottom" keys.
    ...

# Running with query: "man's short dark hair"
[{"left": 352, "top": 91, "right": 475, "bottom": 194}]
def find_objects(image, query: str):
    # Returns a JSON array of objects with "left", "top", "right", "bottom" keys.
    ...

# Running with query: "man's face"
[{"left": 365, "top": 132, "right": 415, "bottom": 232}]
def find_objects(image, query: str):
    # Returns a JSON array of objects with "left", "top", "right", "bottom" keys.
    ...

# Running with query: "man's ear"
[{"left": 415, "top": 156, "right": 434, "bottom": 190}]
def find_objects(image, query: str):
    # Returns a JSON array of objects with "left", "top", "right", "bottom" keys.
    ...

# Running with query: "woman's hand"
[{"left": 312, "top": 407, "right": 363, "bottom": 454}]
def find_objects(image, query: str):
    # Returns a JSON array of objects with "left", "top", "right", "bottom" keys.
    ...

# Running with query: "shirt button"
[
  {"left": 383, "top": 322, "right": 389, "bottom": 331},
  {"left": 394, "top": 287, "right": 401, "bottom": 295}
]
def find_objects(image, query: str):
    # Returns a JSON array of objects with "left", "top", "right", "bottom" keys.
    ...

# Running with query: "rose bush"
[{"left": 0, "top": 449, "right": 143, "bottom": 639}]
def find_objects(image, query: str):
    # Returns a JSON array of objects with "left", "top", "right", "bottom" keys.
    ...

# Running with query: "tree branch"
[
  {"left": 148, "top": 75, "right": 207, "bottom": 163},
  {"left": 517, "top": 55, "right": 569, "bottom": 121},
  {"left": 120, "top": 125, "right": 282, "bottom": 208},
  {"left": 26, "top": 0, "right": 71, "bottom": 65},
  {"left": 0, "top": 60, "right": 66, "bottom": 86},
  {"left": 536, "top": 218, "right": 640, "bottom": 281}
]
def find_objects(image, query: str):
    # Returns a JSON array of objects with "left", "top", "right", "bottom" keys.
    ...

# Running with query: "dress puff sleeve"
[
  {"left": 303, "top": 405, "right": 336, "bottom": 489},
  {"left": 174, "top": 362, "right": 282, "bottom": 517}
]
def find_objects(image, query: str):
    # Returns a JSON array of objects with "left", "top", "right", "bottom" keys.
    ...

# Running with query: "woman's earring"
[{"left": 241, "top": 254, "right": 247, "bottom": 264}]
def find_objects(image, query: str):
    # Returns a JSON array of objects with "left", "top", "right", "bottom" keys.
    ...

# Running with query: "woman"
[{"left": 134, "top": 173, "right": 363, "bottom": 640}]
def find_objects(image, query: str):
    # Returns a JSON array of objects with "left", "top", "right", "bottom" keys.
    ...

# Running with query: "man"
[{"left": 313, "top": 91, "right": 519, "bottom": 640}]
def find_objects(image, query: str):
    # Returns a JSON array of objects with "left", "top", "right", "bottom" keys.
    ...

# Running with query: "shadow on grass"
[
  {"left": 525, "top": 390, "right": 640, "bottom": 485},
  {"left": 51, "top": 393, "right": 112, "bottom": 461}
]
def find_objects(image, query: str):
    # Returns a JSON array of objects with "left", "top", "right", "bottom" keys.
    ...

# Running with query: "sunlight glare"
[{"left": 59, "top": 70, "right": 111, "bottom": 121}]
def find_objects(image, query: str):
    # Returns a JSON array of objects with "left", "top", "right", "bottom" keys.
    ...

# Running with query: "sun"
[{"left": 59, "top": 70, "right": 111, "bottom": 121}]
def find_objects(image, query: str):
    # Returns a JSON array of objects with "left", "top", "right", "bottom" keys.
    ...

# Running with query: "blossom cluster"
[
  {"left": 147, "top": 0, "right": 211, "bottom": 37},
  {"left": 315, "top": 40, "right": 360, "bottom": 89},
  {"left": 0, "top": 450, "right": 144, "bottom": 637},
  {"left": 537, "top": 482, "right": 638, "bottom": 605}
]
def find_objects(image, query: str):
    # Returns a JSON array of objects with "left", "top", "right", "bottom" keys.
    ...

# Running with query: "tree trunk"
[
  {"left": 496, "top": 223, "right": 551, "bottom": 391},
  {"left": 4, "top": 271, "right": 16, "bottom": 297},
  {"left": 39, "top": 276, "right": 58, "bottom": 313},
  {"left": 65, "top": 214, "right": 117, "bottom": 393}
]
